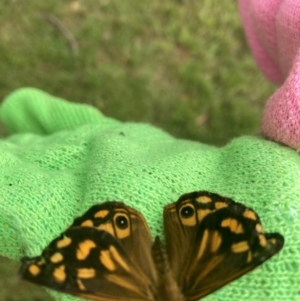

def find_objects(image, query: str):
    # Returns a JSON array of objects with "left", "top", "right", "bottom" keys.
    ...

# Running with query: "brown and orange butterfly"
[{"left": 20, "top": 191, "right": 284, "bottom": 301}]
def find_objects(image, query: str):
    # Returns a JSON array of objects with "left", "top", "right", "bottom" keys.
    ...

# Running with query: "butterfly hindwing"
[
  {"left": 163, "top": 191, "right": 284, "bottom": 301},
  {"left": 20, "top": 202, "right": 156, "bottom": 301}
]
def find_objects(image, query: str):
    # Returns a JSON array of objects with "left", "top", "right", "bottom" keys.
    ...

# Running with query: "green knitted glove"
[{"left": 0, "top": 88, "right": 299, "bottom": 301}]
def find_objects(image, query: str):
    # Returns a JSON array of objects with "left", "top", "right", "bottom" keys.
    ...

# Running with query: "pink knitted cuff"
[
  {"left": 238, "top": 0, "right": 300, "bottom": 84},
  {"left": 261, "top": 49, "right": 300, "bottom": 150},
  {"left": 239, "top": 0, "right": 300, "bottom": 149}
]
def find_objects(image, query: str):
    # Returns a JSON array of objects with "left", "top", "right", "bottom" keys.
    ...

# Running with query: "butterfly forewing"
[
  {"left": 70, "top": 202, "right": 156, "bottom": 283},
  {"left": 163, "top": 191, "right": 284, "bottom": 301},
  {"left": 163, "top": 191, "right": 234, "bottom": 279},
  {"left": 21, "top": 227, "right": 157, "bottom": 301},
  {"left": 20, "top": 202, "right": 157, "bottom": 301}
]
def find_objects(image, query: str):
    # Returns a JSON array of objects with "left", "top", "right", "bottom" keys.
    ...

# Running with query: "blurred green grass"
[{"left": 0, "top": 0, "right": 276, "bottom": 300}]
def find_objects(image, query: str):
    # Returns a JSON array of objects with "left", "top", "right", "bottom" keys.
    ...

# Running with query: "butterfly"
[{"left": 20, "top": 191, "right": 284, "bottom": 301}]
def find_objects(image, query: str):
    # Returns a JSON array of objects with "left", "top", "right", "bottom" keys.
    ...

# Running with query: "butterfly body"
[
  {"left": 20, "top": 191, "right": 284, "bottom": 301},
  {"left": 151, "top": 236, "right": 184, "bottom": 301}
]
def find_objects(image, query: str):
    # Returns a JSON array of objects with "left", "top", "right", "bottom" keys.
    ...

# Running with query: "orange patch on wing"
[
  {"left": 98, "top": 224, "right": 115, "bottom": 236},
  {"left": 210, "top": 231, "right": 222, "bottom": 252},
  {"left": 247, "top": 251, "right": 253, "bottom": 263},
  {"left": 94, "top": 210, "right": 109, "bottom": 218},
  {"left": 28, "top": 264, "right": 41, "bottom": 276},
  {"left": 77, "top": 240, "right": 96, "bottom": 260},
  {"left": 109, "top": 245, "right": 129, "bottom": 271},
  {"left": 221, "top": 218, "right": 244, "bottom": 234},
  {"left": 214, "top": 202, "right": 228, "bottom": 209},
  {"left": 197, "top": 230, "right": 209, "bottom": 260},
  {"left": 243, "top": 209, "right": 257, "bottom": 221},
  {"left": 50, "top": 252, "right": 63, "bottom": 263},
  {"left": 77, "top": 279, "right": 86, "bottom": 291},
  {"left": 81, "top": 219, "right": 94, "bottom": 227},
  {"left": 259, "top": 234, "right": 267, "bottom": 247},
  {"left": 197, "top": 209, "right": 211, "bottom": 221},
  {"left": 231, "top": 241, "right": 249, "bottom": 253},
  {"left": 77, "top": 268, "right": 96, "bottom": 279},
  {"left": 196, "top": 196, "right": 212, "bottom": 203},
  {"left": 100, "top": 250, "right": 116, "bottom": 271},
  {"left": 53, "top": 265, "right": 66, "bottom": 282},
  {"left": 57, "top": 237, "right": 72, "bottom": 248},
  {"left": 256, "top": 223, "right": 264, "bottom": 233}
]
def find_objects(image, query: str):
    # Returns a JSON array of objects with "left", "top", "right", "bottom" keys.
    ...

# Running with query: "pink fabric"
[
  {"left": 238, "top": 0, "right": 300, "bottom": 84},
  {"left": 261, "top": 50, "right": 300, "bottom": 149},
  {"left": 239, "top": 0, "right": 300, "bottom": 149}
]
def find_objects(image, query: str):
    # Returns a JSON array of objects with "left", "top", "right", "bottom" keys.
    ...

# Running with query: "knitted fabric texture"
[
  {"left": 261, "top": 52, "right": 300, "bottom": 150},
  {"left": 0, "top": 88, "right": 299, "bottom": 301},
  {"left": 239, "top": 0, "right": 300, "bottom": 150}
]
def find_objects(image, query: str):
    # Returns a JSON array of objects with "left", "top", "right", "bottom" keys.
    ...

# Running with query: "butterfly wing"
[
  {"left": 20, "top": 202, "right": 157, "bottom": 301},
  {"left": 163, "top": 191, "right": 235, "bottom": 279},
  {"left": 69, "top": 201, "right": 156, "bottom": 281},
  {"left": 163, "top": 191, "right": 284, "bottom": 301}
]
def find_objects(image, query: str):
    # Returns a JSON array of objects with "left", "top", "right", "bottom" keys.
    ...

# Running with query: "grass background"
[{"left": 0, "top": 0, "right": 276, "bottom": 300}]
